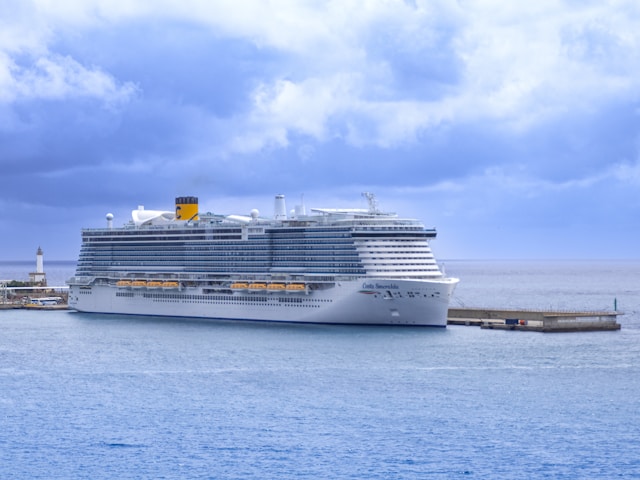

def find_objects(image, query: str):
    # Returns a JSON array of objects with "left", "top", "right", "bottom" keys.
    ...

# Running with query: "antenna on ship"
[{"left": 362, "top": 192, "right": 379, "bottom": 214}]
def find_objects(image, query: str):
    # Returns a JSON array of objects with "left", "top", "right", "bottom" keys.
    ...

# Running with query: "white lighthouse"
[{"left": 29, "top": 246, "right": 47, "bottom": 285}]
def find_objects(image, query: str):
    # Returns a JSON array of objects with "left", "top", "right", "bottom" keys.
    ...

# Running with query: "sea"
[{"left": 1, "top": 260, "right": 639, "bottom": 479}]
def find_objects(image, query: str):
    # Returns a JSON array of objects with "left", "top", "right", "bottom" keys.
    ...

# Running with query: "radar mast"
[{"left": 362, "top": 192, "right": 379, "bottom": 214}]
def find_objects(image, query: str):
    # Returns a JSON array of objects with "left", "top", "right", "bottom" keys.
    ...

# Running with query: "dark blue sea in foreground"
[{"left": 1, "top": 260, "right": 639, "bottom": 479}]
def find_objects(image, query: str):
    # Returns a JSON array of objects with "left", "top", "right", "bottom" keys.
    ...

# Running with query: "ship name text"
[{"left": 362, "top": 282, "right": 399, "bottom": 290}]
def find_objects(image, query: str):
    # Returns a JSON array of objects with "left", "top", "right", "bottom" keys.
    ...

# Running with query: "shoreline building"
[{"left": 29, "top": 247, "right": 47, "bottom": 286}]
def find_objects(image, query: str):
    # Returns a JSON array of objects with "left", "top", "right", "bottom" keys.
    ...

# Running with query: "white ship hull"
[
  {"left": 69, "top": 277, "right": 457, "bottom": 327},
  {"left": 68, "top": 193, "right": 460, "bottom": 327}
]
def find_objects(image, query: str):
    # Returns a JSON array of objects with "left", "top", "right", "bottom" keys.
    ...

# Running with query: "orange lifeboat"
[{"left": 267, "top": 283, "right": 286, "bottom": 292}]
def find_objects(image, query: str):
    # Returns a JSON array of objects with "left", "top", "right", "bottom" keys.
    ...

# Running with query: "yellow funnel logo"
[{"left": 175, "top": 196, "right": 199, "bottom": 221}]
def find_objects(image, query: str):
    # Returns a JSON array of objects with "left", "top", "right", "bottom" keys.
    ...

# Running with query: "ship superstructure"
[{"left": 67, "top": 194, "right": 458, "bottom": 326}]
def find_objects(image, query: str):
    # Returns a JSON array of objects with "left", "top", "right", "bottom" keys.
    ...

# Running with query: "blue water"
[{"left": 1, "top": 260, "right": 639, "bottom": 479}]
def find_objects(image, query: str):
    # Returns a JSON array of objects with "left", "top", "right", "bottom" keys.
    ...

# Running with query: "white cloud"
[
  {"left": 611, "top": 160, "right": 640, "bottom": 185},
  {"left": 0, "top": 2, "right": 137, "bottom": 107},
  {"left": 2, "top": 55, "right": 137, "bottom": 105},
  {"left": 455, "top": 0, "right": 640, "bottom": 129},
  {"left": 5, "top": 0, "right": 640, "bottom": 150},
  {"left": 10, "top": 1, "right": 463, "bottom": 149},
  {"left": 219, "top": 0, "right": 640, "bottom": 151},
  {"left": 229, "top": 75, "right": 352, "bottom": 152},
  {"left": 228, "top": 73, "right": 458, "bottom": 152}
]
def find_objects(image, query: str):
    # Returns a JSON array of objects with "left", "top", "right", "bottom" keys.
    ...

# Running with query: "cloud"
[
  {"left": 454, "top": 0, "right": 640, "bottom": 128},
  {"left": 611, "top": 159, "right": 640, "bottom": 186},
  {"left": 6, "top": 0, "right": 640, "bottom": 152},
  {"left": 1, "top": 54, "right": 137, "bottom": 105},
  {"left": 217, "top": 0, "right": 640, "bottom": 155},
  {"left": 0, "top": 2, "right": 128, "bottom": 99},
  {"left": 1, "top": 0, "right": 640, "bottom": 260}
]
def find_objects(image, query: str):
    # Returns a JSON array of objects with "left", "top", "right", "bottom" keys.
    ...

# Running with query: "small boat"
[
  {"left": 248, "top": 283, "right": 267, "bottom": 291},
  {"left": 267, "top": 283, "right": 286, "bottom": 292},
  {"left": 147, "top": 281, "right": 164, "bottom": 288},
  {"left": 131, "top": 280, "right": 147, "bottom": 288},
  {"left": 116, "top": 280, "right": 132, "bottom": 287},
  {"left": 162, "top": 281, "right": 180, "bottom": 289},
  {"left": 230, "top": 282, "right": 249, "bottom": 290}
]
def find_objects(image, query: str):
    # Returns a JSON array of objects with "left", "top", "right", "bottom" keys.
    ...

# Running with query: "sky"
[{"left": 2, "top": 0, "right": 640, "bottom": 262}]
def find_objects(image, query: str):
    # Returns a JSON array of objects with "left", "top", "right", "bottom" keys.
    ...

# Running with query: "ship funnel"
[
  {"left": 176, "top": 196, "right": 199, "bottom": 221},
  {"left": 274, "top": 194, "right": 287, "bottom": 220}
]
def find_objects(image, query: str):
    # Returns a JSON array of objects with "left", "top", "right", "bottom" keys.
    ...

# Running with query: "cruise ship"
[{"left": 67, "top": 194, "right": 459, "bottom": 326}]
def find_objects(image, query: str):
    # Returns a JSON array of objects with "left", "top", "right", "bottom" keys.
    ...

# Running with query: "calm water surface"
[{"left": 1, "top": 260, "right": 639, "bottom": 478}]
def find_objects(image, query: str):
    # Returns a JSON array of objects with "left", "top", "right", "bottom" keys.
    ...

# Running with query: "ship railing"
[
  {"left": 331, "top": 218, "right": 422, "bottom": 227},
  {"left": 67, "top": 276, "right": 95, "bottom": 286}
]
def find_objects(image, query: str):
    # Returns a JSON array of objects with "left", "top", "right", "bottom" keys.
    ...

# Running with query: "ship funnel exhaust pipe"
[
  {"left": 176, "top": 196, "right": 199, "bottom": 221},
  {"left": 274, "top": 194, "right": 287, "bottom": 220}
]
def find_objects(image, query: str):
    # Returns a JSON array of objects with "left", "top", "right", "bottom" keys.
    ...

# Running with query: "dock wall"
[{"left": 448, "top": 308, "right": 621, "bottom": 332}]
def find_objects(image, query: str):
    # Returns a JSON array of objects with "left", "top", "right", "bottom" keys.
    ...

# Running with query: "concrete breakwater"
[
  {"left": 0, "top": 303, "right": 69, "bottom": 311},
  {"left": 448, "top": 307, "right": 622, "bottom": 332}
]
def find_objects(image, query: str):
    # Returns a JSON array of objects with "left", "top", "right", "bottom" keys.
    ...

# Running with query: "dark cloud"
[
  {"left": 364, "top": 13, "right": 463, "bottom": 101},
  {"left": 53, "top": 20, "right": 285, "bottom": 116},
  {"left": 514, "top": 101, "right": 640, "bottom": 182},
  {"left": 1, "top": 2, "right": 640, "bottom": 260}
]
